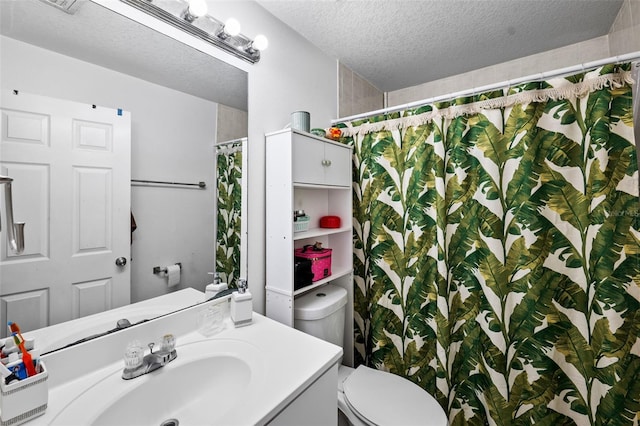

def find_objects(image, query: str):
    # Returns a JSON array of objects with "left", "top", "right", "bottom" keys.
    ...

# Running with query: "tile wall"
[
  {"left": 338, "top": 62, "right": 384, "bottom": 119},
  {"left": 216, "top": 103, "right": 248, "bottom": 143},
  {"left": 609, "top": 0, "right": 640, "bottom": 55}
]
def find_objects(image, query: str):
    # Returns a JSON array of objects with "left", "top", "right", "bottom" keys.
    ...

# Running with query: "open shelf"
[
  {"left": 293, "top": 226, "right": 351, "bottom": 241},
  {"left": 293, "top": 182, "right": 350, "bottom": 190},
  {"left": 293, "top": 266, "right": 353, "bottom": 297}
]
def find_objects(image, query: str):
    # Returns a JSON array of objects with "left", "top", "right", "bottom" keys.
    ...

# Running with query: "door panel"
[
  {"left": 73, "top": 166, "right": 111, "bottom": 253},
  {"left": 71, "top": 278, "right": 112, "bottom": 318},
  {"left": 0, "top": 91, "right": 131, "bottom": 336},
  {"left": 0, "top": 289, "right": 49, "bottom": 335},
  {"left": 3, "top": 109, "right": 49, "bottom": 147}
]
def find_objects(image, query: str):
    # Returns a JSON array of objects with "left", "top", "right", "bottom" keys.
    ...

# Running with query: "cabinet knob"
[{"left": 321, "top": 159, "right": 332, "bottom": 167}]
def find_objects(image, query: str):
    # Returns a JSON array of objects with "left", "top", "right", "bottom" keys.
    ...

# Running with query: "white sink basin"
[{"left": 50, "top": 338, "right": 265, "bottom": 426}]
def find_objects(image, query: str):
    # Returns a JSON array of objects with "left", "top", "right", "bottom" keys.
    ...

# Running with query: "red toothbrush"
[{"left": 8, "top": 322, "right": 37, "bottom": 377}]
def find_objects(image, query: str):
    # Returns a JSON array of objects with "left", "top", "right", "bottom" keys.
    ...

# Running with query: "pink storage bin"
[{"left": 294, "top": 245, "right": 332, "bottom": 282}]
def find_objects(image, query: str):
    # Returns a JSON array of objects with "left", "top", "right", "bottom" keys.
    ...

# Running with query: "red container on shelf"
[
  {"left": 319, "top": 215, "right": 341, "bottom": 228},
  {"left": 294, "top": 245, "right": 332, "bottom": 282}
]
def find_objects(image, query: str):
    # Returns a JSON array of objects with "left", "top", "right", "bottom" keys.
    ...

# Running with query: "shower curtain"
[
  {"left": 336, "top": 63, "right": 640, "bottom": 425},
  {"left": 215, "top": 141, "right": 243, "bottom": 288}
]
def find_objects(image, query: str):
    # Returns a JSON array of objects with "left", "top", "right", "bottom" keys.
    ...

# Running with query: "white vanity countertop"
[{"left": 35, "top": 307, "right": 342, "bottom": 425}]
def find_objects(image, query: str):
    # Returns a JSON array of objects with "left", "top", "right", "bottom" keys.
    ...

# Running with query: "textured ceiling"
[
  {"left": 0, "top": 0, "right": 248, "bottom": 110},
  {"left": 0, "top": 0, "right": 624, "bottom": 105},
  {"left": 256, "top": 0, "right": 624, "bottom": 92}
]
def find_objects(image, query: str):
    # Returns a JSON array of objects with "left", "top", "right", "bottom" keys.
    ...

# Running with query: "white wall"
[
  {"left": 224, "top": 2, "right": 338, "bottom": 313},
  {"left": 175, "top": 0, "right": 338, "bottom": 313},
  {"left": 1, "top": 36, "right": 218, "bottom": 303}
]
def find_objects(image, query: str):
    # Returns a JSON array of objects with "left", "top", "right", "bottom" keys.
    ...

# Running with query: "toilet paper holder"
[{"left": 153, "top": 263, "right": 182, "bottom": 274}]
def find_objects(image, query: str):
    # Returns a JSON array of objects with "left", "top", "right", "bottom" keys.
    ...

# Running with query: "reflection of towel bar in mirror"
[
  {"left": 153, "top": 263, "right": 182, "bottom": 274},
  {"left": 131, "top": 179, "right": 206, "bottom": 188}
]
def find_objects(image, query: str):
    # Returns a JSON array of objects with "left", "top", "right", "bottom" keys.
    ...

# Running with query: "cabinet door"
[
  {"left": 292, "top": 136, "right": 325, "bottom": 185},
  {"left": 323, "top": 143, "right": 351, "bottom": 187}
]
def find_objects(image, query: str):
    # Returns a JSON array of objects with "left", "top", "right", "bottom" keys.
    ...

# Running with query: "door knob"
[{"left": 115, "top": 257, "right": 127, "bottom": 267}]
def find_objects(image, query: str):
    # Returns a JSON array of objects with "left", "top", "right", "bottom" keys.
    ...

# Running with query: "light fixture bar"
[
  {"left": 38, "top": 0, "right": 84, "bottom": 14},
  {"left": 120, "top": 0, "right": 261, "bottom": 63}
]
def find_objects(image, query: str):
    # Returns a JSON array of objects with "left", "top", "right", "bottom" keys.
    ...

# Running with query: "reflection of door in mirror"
[
  {"left": 0, "top": 91, "right": 131, "bottom": 338},
  {"left": 215, "top": 138, "right": 246, "bottom": 288}
]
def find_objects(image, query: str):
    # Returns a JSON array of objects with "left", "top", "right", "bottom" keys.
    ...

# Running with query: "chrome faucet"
[{"left": 122, "top": 334, "right": 177, "bottom": 380}]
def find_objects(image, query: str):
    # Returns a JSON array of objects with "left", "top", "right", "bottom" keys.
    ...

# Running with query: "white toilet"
[{"left": 294, "top": 286, "right": 448, "bottom": 426}]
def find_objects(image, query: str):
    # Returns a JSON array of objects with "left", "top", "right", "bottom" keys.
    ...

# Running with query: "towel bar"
[{"left": 132, "top": 179, "right": 206, "bottom": 188}]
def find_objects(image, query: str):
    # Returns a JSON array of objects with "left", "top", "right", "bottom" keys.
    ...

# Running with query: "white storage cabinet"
[{"left": 265, "top": 129, "right": 354, "bottom": 367}]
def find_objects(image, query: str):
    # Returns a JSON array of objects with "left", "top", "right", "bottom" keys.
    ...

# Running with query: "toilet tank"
[{"left": 294, "top": 285, "right": 347, "bottom": 348}]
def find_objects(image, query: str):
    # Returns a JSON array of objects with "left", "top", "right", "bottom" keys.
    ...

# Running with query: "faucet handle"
[
  {"left": 237, "top": 278, "right": 248, "bottom": 294},
  {"left": 124, "top": 341, "right": 144, "bottom": 369},
  {"left": 161, "top": 334, "right": 176, "bottom": 352}
]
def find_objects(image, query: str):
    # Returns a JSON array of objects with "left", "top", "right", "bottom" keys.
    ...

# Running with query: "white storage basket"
[{"left": 294, "top": 216, "right": 310, "bottom": 233}]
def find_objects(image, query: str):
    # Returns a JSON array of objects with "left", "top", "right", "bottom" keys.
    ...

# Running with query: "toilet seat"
[{"left": 341, "top": 365, "right": 447, "bottom": 426}]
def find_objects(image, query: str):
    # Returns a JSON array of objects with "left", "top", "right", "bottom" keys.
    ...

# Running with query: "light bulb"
[
  {"left": 224, "top": 18, "right": 241, "bottom": 37},
  {"left": 252, "top": 34, "right": 268, "bottom": 51},
  {"left": 187, "top": 0, "right": 207, "bottom": 18}
]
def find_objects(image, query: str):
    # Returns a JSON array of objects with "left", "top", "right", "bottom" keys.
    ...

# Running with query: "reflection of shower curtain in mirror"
[{"left": 215, "top": 141, "right": 243, "bottom": 288}]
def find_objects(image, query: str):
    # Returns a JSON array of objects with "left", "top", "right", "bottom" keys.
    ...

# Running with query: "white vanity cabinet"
[{"left": 265, "top": 129, "right": 354, "bottom": 367}]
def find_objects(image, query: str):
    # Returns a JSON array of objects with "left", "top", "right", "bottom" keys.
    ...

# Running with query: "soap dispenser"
[
  {"left": 205, "top": 272, "right": 228, "bottom": 300},
  {"left": 230, "top": 278, "right": 252, "bottom": 327}
]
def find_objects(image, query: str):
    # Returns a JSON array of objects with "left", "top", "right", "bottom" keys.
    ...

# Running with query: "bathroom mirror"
[{"left": 0, "top": 0, "right": 247, "bottom": 350}]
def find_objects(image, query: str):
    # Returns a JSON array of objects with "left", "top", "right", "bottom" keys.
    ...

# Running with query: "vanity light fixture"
[
  {"left": 38, "top": 0, "right": 84, "bottom": 14},
  {"left": 119, "top": 0, "right": 268, "bottom": 63}
]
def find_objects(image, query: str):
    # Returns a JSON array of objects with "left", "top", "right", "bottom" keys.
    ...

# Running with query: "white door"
[{"left": 0, "top": 90, "right": 131, "bottom": 337}]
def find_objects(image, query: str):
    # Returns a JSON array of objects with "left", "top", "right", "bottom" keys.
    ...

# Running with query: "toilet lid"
[{"left": 342, "top": 366, "right": 447, "bottom": 426}]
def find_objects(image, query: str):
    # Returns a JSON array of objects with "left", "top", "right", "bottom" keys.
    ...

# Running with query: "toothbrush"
[
  {"left": 7, "top": 322, "right": 25, "bottom": 342},
  {"left": 8, "top": 322, "right": 36, "bottom": 377}
]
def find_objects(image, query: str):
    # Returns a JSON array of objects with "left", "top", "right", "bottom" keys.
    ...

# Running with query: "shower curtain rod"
[{"left": 332, "top": 51, "right": 640, "bottom": 124}]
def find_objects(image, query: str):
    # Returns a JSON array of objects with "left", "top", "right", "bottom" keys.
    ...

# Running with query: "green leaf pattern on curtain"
[
  {"left": 216, "top": 147, "right": 242, "bottom": 288},
  {"left": 340, "top": 64, "right": 640, "bottom": 425}
]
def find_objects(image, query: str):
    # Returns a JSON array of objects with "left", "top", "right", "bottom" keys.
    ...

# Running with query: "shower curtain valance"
[{"left": 339, "top": 66, "right": 634, "bottom": 138}]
